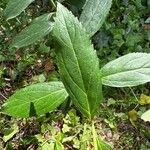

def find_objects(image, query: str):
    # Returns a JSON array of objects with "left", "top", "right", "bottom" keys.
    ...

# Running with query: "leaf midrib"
[
  {"left": 60, "top": 53, "right": 90, "bottom": 116},
  {"left": 6, "top": 89, "right": 65, "bottom": 107},
  {"left": 60, "top": 8, "right": 91, "bottom": 114},
  {"left": 102, "top": 67, "right": 150, "bottom": 79}
]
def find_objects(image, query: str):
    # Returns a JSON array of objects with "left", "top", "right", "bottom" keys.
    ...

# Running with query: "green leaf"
[
  {"left": 10, "top": 13, "right": 53, "bottom": 48},
  {"left": 4, "top": 0, "right": 34, "bottom": 20},
  {"left": 53, "top": 3, "right": 102, "bottom": 119},
  {"left": 54, "top": 141, "right": 64, "bottom": 150},
  {"left": 79, "top": 0, "right": 112, "bottom": 37},
  {"left": 96, "top": 138, "right": 112, "bottom": 150},
  {"left": 101, "top": 53, "right": 150, "bottom": 87},
  {"left": 5, "top": 143, "right": 13, "bottom": 150},
  {"left": 126, "top": 34, "right": 143, "bottom": 47},
  {"left": 141, "top": 110, "right": 150, "bottom": 122},
  {"left": 145, "top": 17, "right": 150, "bottom": 23},
  {"left": 1, "top": 82, "right": 68, "bottom": 118},
  {"left": 3, "top": 124, "right": 19, "bottom": 142}
]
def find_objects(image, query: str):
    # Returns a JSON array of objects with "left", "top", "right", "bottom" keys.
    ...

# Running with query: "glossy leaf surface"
[
  {"left": 80, "top": 0, "right": 112, "bottom": 37},
  {"left": 1, "top": 82, "right": 68, "bottom": 118},
  {"left": 53, "top": 3, "right": 102, "bottom": 119},
  {"left": 4, "top": 0, "right": 34, "bottom": 20},
  {"left": 101, "top": 53, "right": 150, "bottom": 87},
  {"left": 10, "top": 13, "right": 53, "bottom": 48}
]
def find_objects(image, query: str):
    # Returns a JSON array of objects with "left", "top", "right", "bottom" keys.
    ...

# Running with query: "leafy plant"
[{"left": 1, "top": 0, "right": 150, "bottom": 149}]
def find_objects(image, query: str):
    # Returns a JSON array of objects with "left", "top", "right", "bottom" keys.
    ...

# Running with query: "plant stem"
[
  {"left": 92, "top": 120, "right": 98, "bottom": 150},
  {"left": 50, "top": 0, "right": 56, "bottom": 8}
]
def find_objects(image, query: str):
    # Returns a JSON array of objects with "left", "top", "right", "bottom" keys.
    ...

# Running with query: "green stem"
[
  {"left": 50, "top": 0, "right": 56, "bottom": 8},
  {"left": 92, "top": 120, "right": 98, "bottom": 150}
]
